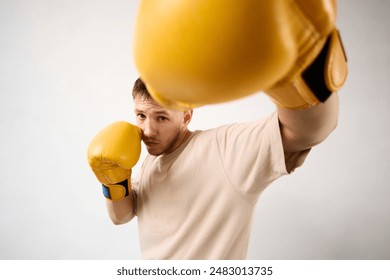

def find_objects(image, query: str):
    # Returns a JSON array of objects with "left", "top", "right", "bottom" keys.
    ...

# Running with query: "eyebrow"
[{"left": 134, "top": 108, "right": 169, "bottom": 115}]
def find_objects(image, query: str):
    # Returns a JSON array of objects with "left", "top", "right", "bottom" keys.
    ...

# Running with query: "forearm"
[
  {"left": 106, "top": 195, "right": 136, "bottom": 225},
  {"left": 277, "top": 92, "right": 339, "bottom": 153}
]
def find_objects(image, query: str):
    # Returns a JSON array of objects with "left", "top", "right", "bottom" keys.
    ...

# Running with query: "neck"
[
  {"left": 178, "top": 129, "right": 192, "bottom": 147},
  {"left": 166, "top": 129, "right": 192, "bottom": 155}
]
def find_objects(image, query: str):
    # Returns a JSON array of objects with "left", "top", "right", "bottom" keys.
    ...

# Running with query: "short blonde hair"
[{"left": 132, "top": 78, "right": 151, "bottom": 100}]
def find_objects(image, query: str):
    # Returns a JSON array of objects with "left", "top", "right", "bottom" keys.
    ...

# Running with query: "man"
[
  {"left": 88, "top": 0, "right": 347, "bottom": 259},
  {"left": 90, "top": 77, "right": 338, "bottom": 259}
]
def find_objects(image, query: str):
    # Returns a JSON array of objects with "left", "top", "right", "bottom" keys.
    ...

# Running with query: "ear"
[{"left": 183, "top": 110, "right": 193, "bottom": 125}]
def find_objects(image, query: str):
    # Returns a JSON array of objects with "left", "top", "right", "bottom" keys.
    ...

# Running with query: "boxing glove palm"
[
  {"left": 133, "top": 0, "right": 347, "bottom": 110},
  {"left": 88, "top": 122, "right": 142, "bottom": 201}
]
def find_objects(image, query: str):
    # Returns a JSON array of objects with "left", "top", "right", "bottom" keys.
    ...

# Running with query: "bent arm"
[
  {"left": 278, "top": 92, "right": 339, "bottom": 153},
  {"left": 106, "top": 192, "right": 136, "bottom": 225}
]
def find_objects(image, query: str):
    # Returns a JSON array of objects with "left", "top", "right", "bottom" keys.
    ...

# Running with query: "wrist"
[{"left": 102, "top": 179, "right": 130, "bottom": 201}]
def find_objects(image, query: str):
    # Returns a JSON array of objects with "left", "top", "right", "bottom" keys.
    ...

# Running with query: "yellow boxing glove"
[
  {"left": 87, "top": 122, "right": 142, "bottom": 201},
  {"left": 133, "top": 0, "right": 347, "bottom": 110}
]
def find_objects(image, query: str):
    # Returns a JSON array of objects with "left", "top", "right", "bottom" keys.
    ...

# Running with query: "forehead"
[{"left": 134, "top": 97, "right": 174, "bottom": 114}]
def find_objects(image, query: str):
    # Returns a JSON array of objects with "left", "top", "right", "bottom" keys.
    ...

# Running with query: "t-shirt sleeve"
[{"left": 214, "top": 112, "right": 309, "bottom": 204}]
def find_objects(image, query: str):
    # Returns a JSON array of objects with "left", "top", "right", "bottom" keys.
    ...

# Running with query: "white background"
[{"left": 1, "top": 0, "right": 389, "bottom": 259}]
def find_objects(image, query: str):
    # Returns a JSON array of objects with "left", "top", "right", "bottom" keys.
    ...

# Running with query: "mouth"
[{"left": 144, "top": 140, "right": 159, "bottom": 146}]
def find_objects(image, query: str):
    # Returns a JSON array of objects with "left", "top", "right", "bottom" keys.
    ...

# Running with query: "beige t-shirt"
[{"left": 132, "top": 112, "right": 309, "bottom": 259}]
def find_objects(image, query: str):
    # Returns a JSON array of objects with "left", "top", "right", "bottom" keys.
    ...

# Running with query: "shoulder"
[
  {"left": 188, "top": 112, "right": 279, "bottom": 154},
  {"left": 207, "top": 112, "right": 279, "bottom": 139}
]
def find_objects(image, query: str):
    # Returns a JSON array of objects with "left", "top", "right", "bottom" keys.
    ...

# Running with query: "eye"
[
  {"left": 158, "top": 116, "right": 168, "bottom": 122},
  {"left": 137, "top": 113, "right": 146, "bottom": 120}
]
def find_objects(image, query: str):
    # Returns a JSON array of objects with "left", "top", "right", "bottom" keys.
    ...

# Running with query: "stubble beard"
[{"left": 148, "top": 130, "right": 182, "bottom": 156}]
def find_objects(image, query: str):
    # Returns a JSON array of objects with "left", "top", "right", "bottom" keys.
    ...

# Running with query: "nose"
[{"left": 142, "top": 118, "right": 157, "bottom": 138}]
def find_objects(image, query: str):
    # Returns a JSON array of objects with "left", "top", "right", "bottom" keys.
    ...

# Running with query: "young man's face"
[{"left": 134, "top": 96, "right": 191, "bottom": 156}]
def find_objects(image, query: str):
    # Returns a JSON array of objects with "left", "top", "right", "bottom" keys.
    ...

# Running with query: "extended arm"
[{"left": 278, "top": 92, "right": 339, "bottom": 154}]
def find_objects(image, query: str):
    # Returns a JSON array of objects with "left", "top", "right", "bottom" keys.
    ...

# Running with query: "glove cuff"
[
  {"left": 267, "top": 29, "right": 347, "bottom": 110},
  {"left": 102, "top": 179, "right": 130, "bottom": 201}
]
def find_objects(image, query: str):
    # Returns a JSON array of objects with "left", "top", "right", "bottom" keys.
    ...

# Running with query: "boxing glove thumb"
[{"left": 87, "top": 121, "right": 142, "bottom": 201}]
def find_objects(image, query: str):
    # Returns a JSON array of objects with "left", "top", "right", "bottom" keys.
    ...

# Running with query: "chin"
[{"left": 147, "top": 147, "right": 163, "bottom": 156}]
